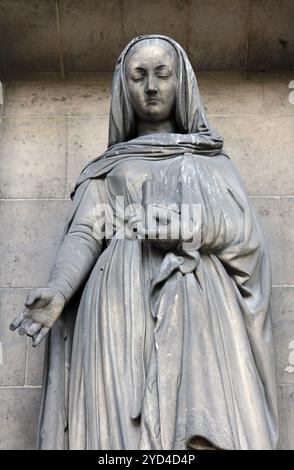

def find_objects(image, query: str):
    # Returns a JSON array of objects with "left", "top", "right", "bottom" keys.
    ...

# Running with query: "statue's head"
[
  {"left": 108, "top": 34, "right": 223, "bottom": 150},
  {"left": 125, "top": 38, "right": 178, "bottom": 124}
]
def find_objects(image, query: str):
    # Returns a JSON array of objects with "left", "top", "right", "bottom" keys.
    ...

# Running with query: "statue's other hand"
[
  {"left": 9, "top": 288, "right": 66, "bottom": 347},
  {"left": 140, "top": 206, "right": 181, "bottom": 250}
]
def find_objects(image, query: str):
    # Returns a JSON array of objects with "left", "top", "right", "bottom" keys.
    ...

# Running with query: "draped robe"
[{"left": 38, "top": 134, "right": 278, "bottom": 450}]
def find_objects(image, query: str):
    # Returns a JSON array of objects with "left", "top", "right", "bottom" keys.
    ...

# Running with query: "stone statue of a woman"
[{"left": 10, "top": 35, "right": 278, "bottom": 450}]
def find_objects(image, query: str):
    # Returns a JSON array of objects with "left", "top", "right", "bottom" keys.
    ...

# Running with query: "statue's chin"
[{"left": 142, "top": 109, "right": 171, "bottom": 123}]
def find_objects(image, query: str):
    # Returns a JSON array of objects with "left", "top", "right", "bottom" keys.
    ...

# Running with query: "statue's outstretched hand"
[{"left": 9, "top": 288, "right": 66, "bottom": 347}]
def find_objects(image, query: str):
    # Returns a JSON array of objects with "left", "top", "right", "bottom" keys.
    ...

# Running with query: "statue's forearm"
[{"left": 47, "top": 229, "right": 101, "bottom": 303}]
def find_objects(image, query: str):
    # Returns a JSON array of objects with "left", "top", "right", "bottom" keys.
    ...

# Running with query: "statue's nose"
[{"left": 145, "top": 77, "right": 158, "bottom": 95}]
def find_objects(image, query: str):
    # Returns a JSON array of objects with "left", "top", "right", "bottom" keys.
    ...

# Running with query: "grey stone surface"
[
  {"left": 216, "top": 115, "right": 294, "bottom": 196},
  {"left": 273, "top": 321, "right": 294, "bottom": 385},
  {"left": 123, "top": 0, "right": 186, "bottom": 52},
  {"left": 3, "top": 75, "right": 112, "bottom": 117},
  {"left": 26, "top": 338, "right": 45, "bottom": 387},
  {"left": 0, "top": 200, "right": 70, "bottom": 288},
  {"left": 251, "top": 198, "right": 281, "bottom": 285},
  {"left": 282, "top": 386, "right": 294, "bottom": 450},
  {"left": 0, "top": 117, "right": 67, "bottom": 199},
  {"left": 202, "top": 71, "right": 294, "bottom": 117},
  {"left": 0, "top": 387, "right": 41, "bottom": 450},
  {"left": 60, "top": 0, "right": 123, "bottom": 72},
  {"left": 187, "top": 0, "right": 250, "bottom": 70},
  {"left": 277, "top": 385, "right": 289, "bottom": 450},
  {"left": 66, "top": 115, "right": 109, "bottom": 194},
  {"left": 271, "top": 286, "right": 294, "bottom": 324},
  {"left": 249, "top": 0, "right": 294, "bottom": 70},
  {"left": 259, "top": 73, "right": 294, "bottom": 116},
  {"left": 199, "top": 71, "right": 263, "bottom": 115},
  {"left": 0, "top": 1, "right": 293, "bottom": 74},
  {"left": 0, "top": 0, "right": 59, "bottom": 74},
  {"left": 280, "top": 197, "right": 294, "bottom": 285},
  {"left": 0, "top": 289, "right": 29, "bottom": 386}
]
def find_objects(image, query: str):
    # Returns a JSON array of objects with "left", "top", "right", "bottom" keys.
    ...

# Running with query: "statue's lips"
[{"left": 145, "top": 99, "right": 161, "bottom": 105}]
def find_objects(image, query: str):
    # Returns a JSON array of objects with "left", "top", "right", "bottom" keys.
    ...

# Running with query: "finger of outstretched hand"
[
  {"left": 32, "top": 327, "right": 49, "bottom": 347},
  {"left": 9, "top": 310, "right": 28, "bottom": 331},
  {"left": 18, "top": 318, "right": 34, "bottom": 336},
  {"left": 25, "top": 290, "right": 42, "bottom": 308},
  {"left": 27, "top": 322, "right": 42, "bottom": 337}
]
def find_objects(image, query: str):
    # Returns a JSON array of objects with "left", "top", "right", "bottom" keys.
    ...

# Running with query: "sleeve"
[
  {"left": 213, "top": 170, "right": 278, "bottom": 446},
  {"left": 215, "top": 175, "right": 271, "bottom": 317},
  {"left": 47, "top": 178, "right": 106, "bottom": 303}
]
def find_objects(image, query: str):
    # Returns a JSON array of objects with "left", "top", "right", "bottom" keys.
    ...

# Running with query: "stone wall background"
[
  {"left": 1, "top": 0, "right": 294, "bottom": 74},
  {"left": 0, "top": 71, "right": 293, "bottom": 449}
]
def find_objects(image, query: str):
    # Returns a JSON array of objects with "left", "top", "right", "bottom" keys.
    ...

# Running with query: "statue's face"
[{"left": 125, "top": 43, "right": 177, "bottom": 123}]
